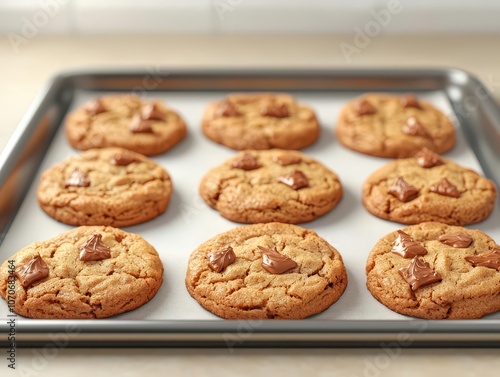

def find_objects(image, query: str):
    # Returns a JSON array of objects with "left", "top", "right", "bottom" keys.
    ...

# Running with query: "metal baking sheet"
[{"left": 0, "top": 69, "right": 499, "bottom": 347}]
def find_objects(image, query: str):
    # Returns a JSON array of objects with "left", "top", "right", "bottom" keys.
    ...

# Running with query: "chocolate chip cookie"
[
  {"left": 185, "top": 223, "right": 348, "bottom": 319},
  {"left": 37, "top": 148, "right": 172, "bottom": 227},
  {"left": 362, "top": 149, "right": 497, "bottom": 225},
  {"left": 201, "top": 93, "right": 320, "bottom": 150},
  {"left": 65, "top": 95, "right": 187, "bottom": 156},
  {"left": 199, "top": 150, "right": 343, "bottom": 224},
  {"left": 336, "top": 93, "right": 456, "bottom": 158},
  {"left": 0, "top": 226, "right": 163, "bottom": 319},
  {"left": 366, "top": 222, "right": 500, "bottom": 319}
]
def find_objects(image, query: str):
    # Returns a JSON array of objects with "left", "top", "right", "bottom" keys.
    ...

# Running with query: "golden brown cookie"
[
  {"left": 199, "top": 150, "right": 343, "bottom": 224},
  {"left": 37, "top": 148, "right": 172, "bottom": 227},
  {"left": 0, "top": 226, "right": 163, "bottom": 319},
  {"left": 362, "top": 149, "right": 497, "bottom": 225},
  {"left": 366, "top": 222, "right": 500, "bottom": 319},
  {"left": 185, "top": 223, "right": 347, "bottom": 319},
  {"left": 65, "top": 95, "right": 187, "bottom": 156},
  {"left": 201, "top": 93, "right": 320, "bottom": 150},
  {"left": 336, "top": 93, "right": 455, "bottom": 158}
]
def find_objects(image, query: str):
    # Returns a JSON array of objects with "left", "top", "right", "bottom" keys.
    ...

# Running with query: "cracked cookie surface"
[
  {"left": 199, "top": 150, "right": 343, "bottom": 224},
  {"left": 362, "top": 155, "right": 497, "bottom": 225},
  {"left": 201, "top": 93, "right": 320, "bottom": 150},
  {"left": 336, "top": 93, "right": 455, "bottom": 158},
  {"left": 366, "top": 222, "right": 500, "bottom": 319},
  {"left": 37, "top": 148, "right": 172, "bottom": 227},
  {"left": 0, "top": 226, "right": 163, "bottom": 319},
  {"left": 65, "top": 95, "right": 187, "bottom": 156},
  {"left": 185, "top": 223, "right": 348, "bottom": 319}
]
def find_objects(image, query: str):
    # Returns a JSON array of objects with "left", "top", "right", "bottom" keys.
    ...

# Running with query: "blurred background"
[{"left": 2, "top": 0, "right": 500, "bottom": 34}]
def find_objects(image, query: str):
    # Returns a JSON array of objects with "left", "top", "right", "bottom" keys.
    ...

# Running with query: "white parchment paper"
[{"left": 1, "top": 89, "right": 499, "bottom": 321}]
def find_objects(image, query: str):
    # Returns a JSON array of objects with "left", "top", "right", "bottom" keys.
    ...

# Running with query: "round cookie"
[
  {"left": 65, "top": 95, "right": 187, "bottom": 156},
  {"left": 199, "top": 150, "right": 343, "bottom": 224},
  {"left": 336, "top": 93, "right": 455, "bottom": 158},
  {"left": 0, "top": 226, "right": 163, "bottom": 319},
  {"left": 185, "top": 223, "right": 348, "bottom": 319},
  {"left": 37, "top": 148, "right": 172, "bottom": 227},
  {"left": 366, "top": 222, "right": 500, "bottom": 319},
  {"left": 362, "top": 149, "right": 497, "bottom": 225},
  {"left": 201, "top": 93, "right": 320, "bottom": 150}
]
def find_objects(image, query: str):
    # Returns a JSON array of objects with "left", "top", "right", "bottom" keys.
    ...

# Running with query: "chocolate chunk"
[
  {"left": 356, "top": 99, "right": 377, "bottom": 116},
  {"left": 109, "top": 151, "right": 139, "bottom": 166},
  {"left": 79, "top": 234, "right": 112, "bottom": 261},
  {"left": 215, "top": 100, "right": 241, "bottom": 117},
  {"left": 398, "top": 256, "right": 441, "bottom": 290},
  {"left": 259, "top": 246, "right": 297, "bottom": 274},
  {"left": 129, "top": 114, "right": 153, "bottom": 133},
  {"left": 388, "top": 177, "right": 419, "bottom": 202},
  {"left": 261, "top": 103, "right": 289, "bottom": 118},
  {"left": 84, "top": 99, "right": 107, "bottom": 116},
  {"left": 278, "top": 170, "right": 309, "bottom": 190},
  {"left": 430, "top": 178, "right": 460, "bottom": 198},
  {"left": 207, "top": 246, "right": 236, "bottom": 273},
  {"left": 402, "top": 117, "right": 428, "bottom": 137},
  {"left": 141, "top": 103, "right": 165, "bottom": 121},
  {"left": 392, "top": 230, "right": 428, "bottom": 258},
  {"left": 400, "top": 94, "right": 422, "bottom": 109},
  {"left": 65, "top": 169, "right": 90, "bottom": 188},
  {"left": 414, "top": 147, "right": 444, "bottom": 168},
  {"left": 465, "top": 249, "right": 500, "bottom": 270},
  {"left": 231, "top": 154, "right": 261, "bottom": 171},
  {"left": 273, "top": 154, "right": 302, "bottom": 166},
  {"left": 438, "top": 232, "right": 473, "bottom": 248},
  {"left": 14, "top": 255, "right": 49, "bottom": 287}
]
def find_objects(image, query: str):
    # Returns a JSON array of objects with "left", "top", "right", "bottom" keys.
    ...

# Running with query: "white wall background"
[{"left": 1, "top": 0, "right": 500, "bottom": 34}]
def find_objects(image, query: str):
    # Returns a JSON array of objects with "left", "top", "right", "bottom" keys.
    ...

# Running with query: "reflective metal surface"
[{"left": 0, "top": 69, "right": 499, "bottom": 347}]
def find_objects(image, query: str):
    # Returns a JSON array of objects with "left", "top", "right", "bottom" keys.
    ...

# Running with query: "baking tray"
[{"left": 1, "top": 69, "right": 499, "bottom": 348}]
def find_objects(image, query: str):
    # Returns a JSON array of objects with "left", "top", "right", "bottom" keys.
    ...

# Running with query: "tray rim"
[{"left": 1, "top": 67, "right": 500, "bottom": 347}]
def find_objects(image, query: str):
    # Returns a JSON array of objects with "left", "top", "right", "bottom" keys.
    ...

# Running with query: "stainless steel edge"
[
  {"left": 443, "top": 68, "right": 500, "bottom": 190},
  {"left": 1, "top": 68, "right": 500, "bottom": 347},
  {"left": 13, "top": 334, "right": 500, "bottom": 348},
  {"left": 3, "top": 319, "right": 500, "bottom": 347},
  {"left": 52, "top": 67, "right": 453, "bottom": 92},
  {"left": 0, "top": 74, "right": 74, "bottom": 238}
]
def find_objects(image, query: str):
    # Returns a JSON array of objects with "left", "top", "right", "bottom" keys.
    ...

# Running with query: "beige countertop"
[{"left": 1, "top": 34, "right": 500, "bottom": 375}]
